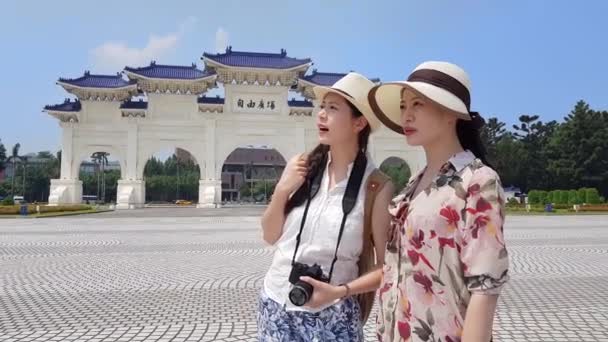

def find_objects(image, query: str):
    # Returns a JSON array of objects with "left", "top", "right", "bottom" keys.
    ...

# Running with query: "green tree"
[
  {"left": 7, "top": 143, "right": 23, "bottom": 197},
  {"left": 546, "top": 101, "right": 608, "bottom": 197},
  {"left": 144, "top": 157, "right": 165, "bottom": 177},
  {"left": 27, "top": 153, "right": 59, "bottom": 202},
  {"left": 577, "top": 188, "right": 587, "bottom": 204},
  {"left": 142, "top": 155, "right": 200, "bottom": 203},
  {"left": 481, "top": 117, "right": 507, "bottom": 167},
  {"left": 240, "top": 183, "right": 252, "bottom": 200},
  {"left": 567, "top": 190, "right": 579, "bottom": 205},
  {"left": 512, "top": 115, "right": 558, "bottom": 191},
  {"left": 252, "top": 180, "right": 275, "bottom": 202},
  {"left": 586, "top": 188, "right": 601, "bottom": 204},
  {"left": 90, "top": 152, "right": 110, "bottom": 203},
  {"left": 0, "top": 139, "right": 6, "bottom": 172},
  {"left": 559, "top": 190, "right": 570, "bottom": 204},
  {"left": 494, "top": 133, "right": 524, "bottom": 188},
  {"left": 527, "top": 190, "right": 540, "bottom": 204}
]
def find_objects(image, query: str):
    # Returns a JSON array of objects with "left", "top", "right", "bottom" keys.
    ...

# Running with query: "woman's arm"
[
  {"left": 260, "top": 153, "right": 308, "bottom": 245},
  {"left": 459, "top": 167, "right": 509, "bottom": 341},
  {"left": 462, "top": 294, "right": 499, "bottom": 342}
]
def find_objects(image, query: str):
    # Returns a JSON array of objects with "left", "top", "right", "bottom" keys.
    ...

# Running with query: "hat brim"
[
  {"left": 368, "top": 81, "right": 471, "bottom": 135},
  {"left": 313, "top": 86, "right": 381, "bottom": 132}
]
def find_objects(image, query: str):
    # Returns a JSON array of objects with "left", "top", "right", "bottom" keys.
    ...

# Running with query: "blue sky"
[{"left": 1, "top": 0, "right": 607, "bottom": 155}]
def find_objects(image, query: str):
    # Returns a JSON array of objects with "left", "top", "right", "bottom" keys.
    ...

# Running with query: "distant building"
[
  {"left": 175, "top": 148, "right": 196, "bottom": 164},
  {"left": 4, "top": 153, "right": 54, "bottom": 178},
  {"left": 80, "top": 160, "right": 121, "bottom": 174},
  {"left": 504, "top": 186, "right": 524, "bottom": 202},
  {"left": 221, "top": 147, "right": 286, "bottom": 202}
]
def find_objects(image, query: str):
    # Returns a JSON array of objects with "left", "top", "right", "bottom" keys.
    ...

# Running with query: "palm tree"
[
  {"left": 7, "top": 143, "right": 22, "bottom": 197},
  {"left": 90, "top": 152, "right": 110, "bottom": 203}
]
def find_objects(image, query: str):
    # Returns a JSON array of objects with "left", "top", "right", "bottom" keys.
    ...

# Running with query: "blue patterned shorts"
[{"left": 257, "top": 290, "right": 364, "bottom": 342}]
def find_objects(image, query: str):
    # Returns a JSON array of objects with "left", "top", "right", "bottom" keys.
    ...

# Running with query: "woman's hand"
[
  {"left": 275, "top": 153, "right": 308, "bottom": 195},
  {"left": 299, "top": 276, "right": 346, "bottom": 309}
]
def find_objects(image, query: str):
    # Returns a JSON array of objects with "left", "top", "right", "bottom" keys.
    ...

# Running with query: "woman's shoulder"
[{"left": 465, "top": 159, "right": 504, "bottom": 193}]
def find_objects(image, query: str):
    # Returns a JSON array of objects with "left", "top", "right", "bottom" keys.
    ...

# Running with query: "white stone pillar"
[
  {"left": 60, "top": 122, "right": 74, "bottom": 179},
  {"left": 197, "top": 179, "right": 222, "bottom": 208},
  {"left": 49, "top": 121, "right": 82, "bottom": 205},
  {"left": 204, "top": 118, "right": 216, "bottom": 180},
  {"left": 116, "top": 179, "right": 145, "bottom": 209},
  {"left": 126, "top": 121, "right": 138, "bottom": 180},
  {"left": 115, "top": 120, "right": 146, "bottom": 209},
  {"left": 198, "top": 118, "right": 221, "bottom": 208}
]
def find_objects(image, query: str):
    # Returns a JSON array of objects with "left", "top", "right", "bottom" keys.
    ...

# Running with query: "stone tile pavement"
[{"left": 0, "top": 210, "right": 607, "bottom": 341}]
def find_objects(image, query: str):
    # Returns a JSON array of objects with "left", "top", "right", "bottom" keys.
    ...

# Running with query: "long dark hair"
[
  {"left": 284, "top": 100, "right": 371, "bottom": 215},
  {"left": 456, "top": 112, "right": 492, "bottom": 167}
]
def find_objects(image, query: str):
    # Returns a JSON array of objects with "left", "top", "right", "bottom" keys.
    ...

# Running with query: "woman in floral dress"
[{"left": 368, "top": 61, "right": 509, "bottom": 342}]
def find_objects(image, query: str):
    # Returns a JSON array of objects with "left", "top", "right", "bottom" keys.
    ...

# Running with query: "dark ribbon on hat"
[
  {"left": 408, "top": 69, "right": 471, "bottom": 110},
  {"left": 408, "top": 68, "right": 485, "bottom": 128}
]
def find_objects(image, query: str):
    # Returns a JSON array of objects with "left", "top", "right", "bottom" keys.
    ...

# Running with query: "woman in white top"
[{"left": 258, "top": 73, "right": 394, "bottom": 341}]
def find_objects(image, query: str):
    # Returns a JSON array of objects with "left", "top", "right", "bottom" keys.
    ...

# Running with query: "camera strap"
[{"left": 290, "top": 151, "right": 368, "bottom": 283}]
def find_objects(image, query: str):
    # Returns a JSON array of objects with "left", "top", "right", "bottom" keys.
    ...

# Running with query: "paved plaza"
[{"left": 1, "top": 209, "right": 607, "bottom": 341}]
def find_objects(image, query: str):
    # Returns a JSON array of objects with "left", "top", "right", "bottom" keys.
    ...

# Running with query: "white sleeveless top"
[{"left": 263, "top": 153, "right": 376, "bottom": 312}]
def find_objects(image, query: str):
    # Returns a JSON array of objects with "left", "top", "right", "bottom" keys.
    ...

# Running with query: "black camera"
[{"left": 288, "top": 262, "right": 329, "bottom": 306}]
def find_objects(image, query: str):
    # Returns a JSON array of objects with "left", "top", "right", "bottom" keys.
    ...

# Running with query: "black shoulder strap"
[
  {"left": 328, "top": 152, "right": 367, "bottom": 280},
  {"left": 290, "top": 152, "right": 327, "bottom": 266}
]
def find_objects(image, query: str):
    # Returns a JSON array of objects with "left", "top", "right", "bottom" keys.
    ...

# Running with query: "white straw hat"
[{"left": 313, "top": 72, "right": 381, "bottom": 132}]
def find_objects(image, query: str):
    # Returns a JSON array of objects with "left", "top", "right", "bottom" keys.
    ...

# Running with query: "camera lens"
[{"left": 289, "top": 282, "right": 313, "bottom": 306}]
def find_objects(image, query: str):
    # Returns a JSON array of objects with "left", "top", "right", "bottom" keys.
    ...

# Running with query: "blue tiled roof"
[
  {"left": 301, "top": 71, "right": 347, "bottom": 86},
  {"left": 203, "top": 46, "right": 311, "bottom": 69},
  {"left": 58, "top": 71, "right": 136, "bottom": 88},
  {"left": 300, "top": 70, "right": 381, "bottom": 86},
  {"left": 198, "top": 96, "right": 225, "bottom": 104},
  {"left": 120, "top": 99, "right": 148, "bottom": 109},
  {"left": 124, "top": 62, "right": 215, "bottom": 80},
  {"left": 288, "top": 99, "right": 313, "bottom": 107},
  {"left": 44, "top": 99, "right": 82, "bottom": 112}
]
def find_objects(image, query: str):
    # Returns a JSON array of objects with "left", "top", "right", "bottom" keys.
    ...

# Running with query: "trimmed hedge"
[
  {"left": 528, "top": 188, "right": 604, "bottom": 205},
  {"left": 0, "top": 204, "right": 93, "bottom": 215}
]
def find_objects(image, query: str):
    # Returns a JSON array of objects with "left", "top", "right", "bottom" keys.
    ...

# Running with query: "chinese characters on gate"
[{"left": 237, "top": 98, "right": 276, "bottom": 111}]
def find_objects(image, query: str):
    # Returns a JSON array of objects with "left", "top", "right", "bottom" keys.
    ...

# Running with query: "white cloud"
[
  {"left": 215, "top": 27, "right": 229, "bottom": 53},
  {"left": 89, "top": 17, "right": 198, "bottom": 73}
]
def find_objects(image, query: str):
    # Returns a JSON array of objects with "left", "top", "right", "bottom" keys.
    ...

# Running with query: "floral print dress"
[{"left": 377, "top": 150, "right": 509, "bottom": 342}]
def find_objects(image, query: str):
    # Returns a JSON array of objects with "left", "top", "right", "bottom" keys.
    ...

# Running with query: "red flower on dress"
[
  {"left": 410, "top": 229, "right": 425, "bottom": 249},
  {"left": 408, "top": 230, "right": 436, "bottom": 270},
  {"left": 407, "top": 249, "right": 436, "bottom": 271},
  {"left": 439, "top": 237, "right": 456, "bottom": 248},
  {"left": 476, "top": 197, "right": 492, "bottom": 212},
  {"left": 398, "top": 321, "right": 411, "bottom": 339},
  {"left": 393, "top": 201, "right": 410, "bottom": 226},
  {"left": 413, "top": 271, "right": 434, "bottom": 294},
  {"left": 440, "top": 206, "right": 460, "bottom": 226},
  {"left": 467, "top": 183, "right": 481, "bottom": 197},
  {"left": 379, "top": 281, "right": 393, "bottom": 296}
]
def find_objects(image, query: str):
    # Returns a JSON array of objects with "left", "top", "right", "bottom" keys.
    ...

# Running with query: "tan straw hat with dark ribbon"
[{"left": 368, "top": 61, "right": 483, "bottom": 135}]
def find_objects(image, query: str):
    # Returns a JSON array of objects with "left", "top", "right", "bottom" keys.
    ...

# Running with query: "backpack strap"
[{"left": 356, "top": 168, "right": 391, "bottom": 324}]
